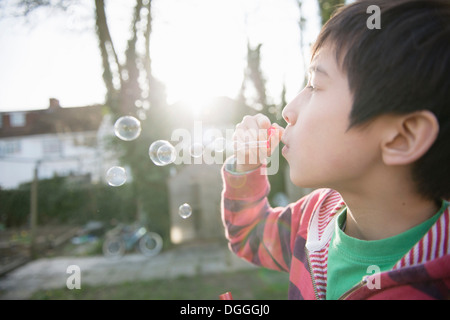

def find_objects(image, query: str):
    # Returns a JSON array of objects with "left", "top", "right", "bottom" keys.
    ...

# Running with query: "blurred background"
[{"left": 0, "top": 0, "right": 350, "bottom": 299}]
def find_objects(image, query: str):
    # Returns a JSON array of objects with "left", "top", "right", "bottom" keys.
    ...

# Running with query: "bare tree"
[
  {"left": 94, "top": 0, "right": 164, "bottom": 117},
  {"left": 11, "top": 0, "right": 165, "bottom": 118},
  {"left": 8, "top": 0, "right": 171, "bottom": 237}
]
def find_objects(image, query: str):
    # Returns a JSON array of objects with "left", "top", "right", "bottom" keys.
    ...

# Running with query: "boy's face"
[{"left": 281, "top": 43, "right": 381, "bottom": 190}]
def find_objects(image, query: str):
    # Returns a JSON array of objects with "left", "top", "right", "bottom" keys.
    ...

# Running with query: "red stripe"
[
  {"left": 408, "top": 247, "right": 414, "bottom": 267},
  {"left": 426, "top": 225, "right": 434, "bottom": 262},
  {"left": 443, "top": 211, "right": 449, "bottom": 255},
  {"left": 314, "top": 274, "right": 327, "bottom": 281},
  {"left": 435, "top": 218, "right": 442, "bottom": 260},
  {"left": 400, "top": 257, "right": 406, "bottom": 268},
  {"left": 418, "top": 235, "right": 424, "bottom": 264}
]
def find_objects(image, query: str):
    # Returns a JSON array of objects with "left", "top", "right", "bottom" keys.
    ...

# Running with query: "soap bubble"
[
  {"left": 114, "top": 116, "right": 142, "bottom": 141},
  {"left": 106, "top": 166, "right": 127, "bottom": 187},
  {"left": 149, "top": 140, "right": 176, "bottom": 166},
  {"left": 178, "top": 203, "right": 192, "bottom": 219},
  {"left": 212, "top": 137, "right": 227, "bottom": 152},
  {"left": 190, "top": 142, "right": 204, "bottom": 158}
]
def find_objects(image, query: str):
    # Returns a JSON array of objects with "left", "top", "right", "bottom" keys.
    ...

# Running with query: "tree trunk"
[{"left": 94, "top": 0, "right": 121, "bottom": 113}]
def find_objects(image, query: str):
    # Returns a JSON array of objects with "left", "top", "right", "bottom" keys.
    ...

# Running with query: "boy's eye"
[
  {"left": 306, "top": 82, "right": 317, "bottom": 91},
  {"left": 306, "top": 72, "right": 317, "bottom": 91}
]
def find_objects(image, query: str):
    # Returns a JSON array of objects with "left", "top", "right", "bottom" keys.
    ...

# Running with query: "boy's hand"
[{"left": 233, "top": 114, "right": 284, "bottom": 173}]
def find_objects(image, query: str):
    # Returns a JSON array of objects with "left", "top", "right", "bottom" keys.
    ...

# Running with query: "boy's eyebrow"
[{"left": 308, "top": 64, "right": 329, "bottom": 77}]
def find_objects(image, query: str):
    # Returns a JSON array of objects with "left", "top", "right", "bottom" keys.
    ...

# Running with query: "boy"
[{"left": 221, "top": 0, "right": 450, "bottom": 299}]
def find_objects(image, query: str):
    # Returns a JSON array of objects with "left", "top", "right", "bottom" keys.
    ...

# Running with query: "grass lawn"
[{"left": 30, "top": 268, "right": 290, "bottom": 300}]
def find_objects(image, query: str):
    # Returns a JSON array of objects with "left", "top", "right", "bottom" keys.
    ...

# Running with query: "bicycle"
[{"left": 102, "top": 223, "right": 163, "bottom": 259}]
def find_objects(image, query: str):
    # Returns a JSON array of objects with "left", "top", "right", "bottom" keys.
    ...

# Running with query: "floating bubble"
[
  {"left": 106, "top": 166, "right": 127, "bottom": 187},
  {"left": 114, "top": 116, "right": 142, "bottom": 141},
  {"left": 212, "top": 137, "right": 227, "bottom": 153},
  {"left": 178, "top": 203, "right": 192, "bottom": 219},
  {"left": 149, "top": 140, "right": 176, "bottom": 166},
  {"left": 190, "top": 142, "right": 204, "bottom": 158}
]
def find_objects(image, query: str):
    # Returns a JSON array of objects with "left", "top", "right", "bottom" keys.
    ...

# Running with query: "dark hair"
[{"left": 311, "top": 0, "right": 450, "bottom": 201}]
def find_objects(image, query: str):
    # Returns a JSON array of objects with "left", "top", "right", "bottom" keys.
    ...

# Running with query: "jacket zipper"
[
  {"left": 306, "top": 249, "right": 370, "bottom": 301},
  {"left": 338, "top": 277, "right": 368, "bottom": 300},
  {"left": 306, "top": 249, "right": 320, "bottom": 300},
  {"left": 306, "top": 244, "right": 369, "bottom": 300}
]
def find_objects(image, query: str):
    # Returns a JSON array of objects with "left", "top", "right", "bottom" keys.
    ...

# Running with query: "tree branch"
[
  {"left": 94, "top": 0, "right": 121, "bottom": 109},
  {"left": 144, "top": 0, "right": 152, "bottom": 83}
]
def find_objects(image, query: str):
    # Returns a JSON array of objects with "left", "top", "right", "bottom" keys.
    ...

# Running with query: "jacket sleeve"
[{"left": 221, "top": 160, "right": 309, "bottom": 273}]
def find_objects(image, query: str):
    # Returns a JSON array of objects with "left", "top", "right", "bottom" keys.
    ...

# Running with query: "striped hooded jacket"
[{"left": 221, "top": 164, "right": 450, "bottom": 300}]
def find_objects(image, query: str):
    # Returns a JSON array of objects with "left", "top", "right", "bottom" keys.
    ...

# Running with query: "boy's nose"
[
  {"left": 282, "top": 100, "right": 298, "bottom": 126},
  {"left": 282, "top": 109, "right": 293, "bottom": 125},
  {"left": 282, "top": 90, "right": 307, "bottom": 126}
]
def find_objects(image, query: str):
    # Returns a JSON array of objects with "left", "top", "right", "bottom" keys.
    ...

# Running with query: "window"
[
  {"left": 43, "top": 138, "right": 62, "bottom": 154},
  {"left": 0, "top": 140, "right": 21, "bottom": 156},
  {"left": 9, "top": 112, "right": 26, "bottom": 127}
]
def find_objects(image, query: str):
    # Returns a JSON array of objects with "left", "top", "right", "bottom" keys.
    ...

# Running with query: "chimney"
[{"left": 49, "top": 98, "right": 60, "bottom": 110}]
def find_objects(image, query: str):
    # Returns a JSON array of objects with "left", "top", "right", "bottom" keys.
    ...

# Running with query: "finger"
[
  {"left": 255, "top": 113, "right": 271, "bottom": 130},
  {"left": 271, "top": 123, "right": 285, "bottom": 142},
  {"left": 233, "top": 122, "right": 249, "bottom": 141},
  {"left": 268, "top": 124, "right": 285, "bottom": 154},
  {"left": 235, "top": 127, "right": 257, "bottom": 146},
  {"left": 251, "top": 114, "right": 271, "bottom": 143},
  {"left": 241, "top": 116, "right": 261, "bottom": 142}
]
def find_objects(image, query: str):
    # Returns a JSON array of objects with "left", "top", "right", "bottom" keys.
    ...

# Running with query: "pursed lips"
[{"left": 281, "top": 133, "right": 289, "bottom": 156}]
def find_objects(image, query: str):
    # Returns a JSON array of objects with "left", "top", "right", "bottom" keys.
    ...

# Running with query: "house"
[{"left": 0, "top": 98, "right": 112, "bottom": 189}]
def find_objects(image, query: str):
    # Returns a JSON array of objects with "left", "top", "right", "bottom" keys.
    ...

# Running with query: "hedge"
[{"left": 0, "top": 175, "right": 170, "bottom": 241}]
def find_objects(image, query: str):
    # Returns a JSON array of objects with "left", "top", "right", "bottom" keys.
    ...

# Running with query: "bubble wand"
[{"left": 233, "top": 126, "right": 277, "bottom": 151}]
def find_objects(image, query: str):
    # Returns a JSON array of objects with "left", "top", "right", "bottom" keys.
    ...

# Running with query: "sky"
[{"left": 0, "top": 0, "right": 322, "bottom": 112}]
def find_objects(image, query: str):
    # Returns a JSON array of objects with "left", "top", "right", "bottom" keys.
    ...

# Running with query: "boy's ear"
[{"left": 381, "top": 111, "right": 439, "bottom": 166}]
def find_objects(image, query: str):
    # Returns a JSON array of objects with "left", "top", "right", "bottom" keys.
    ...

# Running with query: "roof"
[{"left": 0, "top": 99, "right": 104, "bottom": 139}]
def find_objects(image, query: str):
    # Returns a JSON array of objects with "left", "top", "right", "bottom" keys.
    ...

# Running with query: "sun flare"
[{"left": 159, "top": 52, "right": 244, "bottom": 115}]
